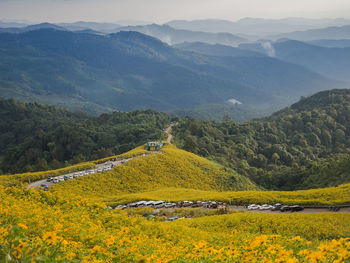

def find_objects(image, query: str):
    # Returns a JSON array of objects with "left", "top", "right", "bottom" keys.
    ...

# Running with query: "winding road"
[{"left": 28, "top": 123, "right": 175, "bottom": 189}]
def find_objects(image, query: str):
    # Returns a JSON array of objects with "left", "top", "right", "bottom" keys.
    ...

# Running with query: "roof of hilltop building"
[{"left": 145, "top": 141, "right": 164, "bottom": 151}]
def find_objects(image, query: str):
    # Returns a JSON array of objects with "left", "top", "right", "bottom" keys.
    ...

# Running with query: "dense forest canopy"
[
  {"left": 175, "top": 89, "right": 350, "bottom": 190},
  {"left": 2, "top": 89, "right": 350, "bottom": 191},
  {"left": 0, "top": 98, "right": 169, "bottom": 174}
]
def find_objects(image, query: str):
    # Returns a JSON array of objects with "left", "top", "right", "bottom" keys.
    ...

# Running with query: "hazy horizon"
[{"left": 1, "top": 0, "right": 350, "bottom": 24}]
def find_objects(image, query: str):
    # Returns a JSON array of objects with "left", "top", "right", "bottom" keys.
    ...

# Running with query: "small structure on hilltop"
[{"left": 144, "top": 141, "right": 164, "bottom": 151}]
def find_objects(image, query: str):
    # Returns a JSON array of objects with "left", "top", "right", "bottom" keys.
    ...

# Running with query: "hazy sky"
[{"left": 1, "top": 0, "right": 350, "bottom": 23}]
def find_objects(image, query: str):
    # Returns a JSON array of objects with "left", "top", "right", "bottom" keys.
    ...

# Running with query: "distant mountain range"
[
  {"left": 166, "top": 18, "right": 350, "bottom": 37},
  {"left": 57, "top": 21, "right": 120, "bottom": 33},
  {"left": 240, "top": 40, "right": 350, "bottom": 82},
  {"left": 114, "top": 24, "right": 247, "bottom": 46},
  {"left": 0, "top": 28, "right": 341, "bottom": 115},
  {"left": 270, "top": 25, "right": 350, "bottom": 41},
  {"left": 308, "top": 39, "right": 350, "bottom": 48},
  {"left": 0, "top": 22, "right": 68, "bottom": 33},
  {"left": 0, "top": 22, "right": 247, "bottom": 46}
]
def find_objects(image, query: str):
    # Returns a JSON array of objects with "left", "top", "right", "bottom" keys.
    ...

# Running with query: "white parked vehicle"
[
  {"left": 247, "top": 204, "right": 260, "bottom": 210},
  {"left": 135, "top": 201, "right": 147, "bottom": 207},
  {"left": 145, "top": 201, "right": 156, "bottom": 207},
  {"left": 260, "top": 204, "right": 273, "bottom": 210},
  {"left": 165, "top": 203, "right": 176, "bottom": 208},
  {"left": 154, "top": 201, "right": 166, "bottom": 208}
]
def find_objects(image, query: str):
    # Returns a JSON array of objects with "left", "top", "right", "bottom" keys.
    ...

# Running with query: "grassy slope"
[
  {"left": 49, "top": 145, "right": 350, "bottom": 206},
  {"left": 51, "top": 145, "right": 258, "bottom": 200}
]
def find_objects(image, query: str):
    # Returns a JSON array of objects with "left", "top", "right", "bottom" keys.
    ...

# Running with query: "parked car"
[
  {"left": 164, "top": 203, "right": 176, "bottom": 208},
  {"left": 280, "top": 205, "right": 292, "bottom": 212},
  {"left": 260, "top": 204, "right": 273, "bottom": 210},
  {"left": 182, "top": 201, "right": 193, "bottom": 207},
  {"left": 201, "top": 202, "right": 211, "bottom": 208},
  {"left": 271, "top": 203, "right": 283, "bottom": 211},
  {"left": 210, "top": 202, "right": 218, "bottom": 209},
  {"left": 165, "top": 216, "right": 179, "bottom": 222},
  {"left": 53, "top": 179, "right": 59, "bottom": 183},
  {"left": 247, "top": 204, "right": 259, "bottom": 210},
  {"left": 191, "top": 201, "right": 202, "bottom": 208},
  {"left": 135, "top": 201, "right": 147, "bottom": 207},
  {"left": 47, "top": 177, "right": 53, "bottom": 182},
  {"left": 154, "top": 201, "right": 166, "bottom": 208},
  {"left": 329, "top": 206, "right": 340, "bottom": 211},
  {"left": 145, "top": 201, "right": 156, "bottom": 207},
  {"left": 289, "top": 205, "right": 304, "bottom": 212}
]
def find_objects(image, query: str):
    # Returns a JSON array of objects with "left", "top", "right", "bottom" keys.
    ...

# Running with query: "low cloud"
[{"left": 261, "top": 41, "right": 275, "bottom": 57}]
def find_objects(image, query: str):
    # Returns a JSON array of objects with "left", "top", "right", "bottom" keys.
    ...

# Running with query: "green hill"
[
  {"left": 51, "top": 144, "right": 259, "bottom": 202},
  {"left": 175, "top": 89, "right": 350, "bottom": 190}
]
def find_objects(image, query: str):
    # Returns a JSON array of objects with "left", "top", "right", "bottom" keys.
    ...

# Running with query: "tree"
[
  {"left": 271, "top": 153, "right": 280, "bottom": 164},
  {"left": 183, "top": 135, "right": 198, "bottom": 153}
]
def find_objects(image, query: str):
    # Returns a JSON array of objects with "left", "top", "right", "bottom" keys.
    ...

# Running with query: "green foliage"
[
  {"left": 0, "top": 98, "right": 169, "bottom": 173},
  {"left": 175, "top": 89, "right": 350, "bottom": 190}
]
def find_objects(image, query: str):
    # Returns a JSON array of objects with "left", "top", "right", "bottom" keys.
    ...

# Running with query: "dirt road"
[{"left": 165, "top": 123, "right": 175, "bottom": 144}]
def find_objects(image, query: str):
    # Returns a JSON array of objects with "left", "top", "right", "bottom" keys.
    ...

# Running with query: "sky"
[{"left": 1, "top": 0, "right": 350, "bottom": 24}]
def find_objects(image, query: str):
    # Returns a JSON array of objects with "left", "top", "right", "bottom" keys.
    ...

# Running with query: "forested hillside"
[
  {"left": 175, "top": 89, "right": 350, "bottom": 190},
  {"left": 0, "top": 98, "right": 169, "bottom": 174}
]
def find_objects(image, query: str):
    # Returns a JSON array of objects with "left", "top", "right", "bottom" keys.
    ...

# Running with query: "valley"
[{"left": 1, "top": 13, "right": 350, "bottom": 262}]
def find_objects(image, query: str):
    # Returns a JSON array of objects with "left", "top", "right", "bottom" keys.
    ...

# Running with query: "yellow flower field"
[
  {"left": 51, "top": 145, "right": 258, "bottom": 201},
  {"left": 1, "top": 144, "right": 350, "bottom": 262},
  {"left": 0, "top": 186, "right": 349, "bottom": 262}
]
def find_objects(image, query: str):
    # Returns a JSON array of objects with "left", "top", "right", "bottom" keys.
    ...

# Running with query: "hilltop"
[{"left": 50, "top": 144, "right": 259, "bottom": 202}]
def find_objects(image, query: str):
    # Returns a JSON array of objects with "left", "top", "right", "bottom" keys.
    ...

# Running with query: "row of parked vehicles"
[
  {"left": 247, "top": 203, "right": 304, "bottom": 212},
  {"left": 114, "top": 200, "right": 225, "bottom": 210},
  {"left": 46, "top": 165, "right": 115, "bottom": 184}
]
